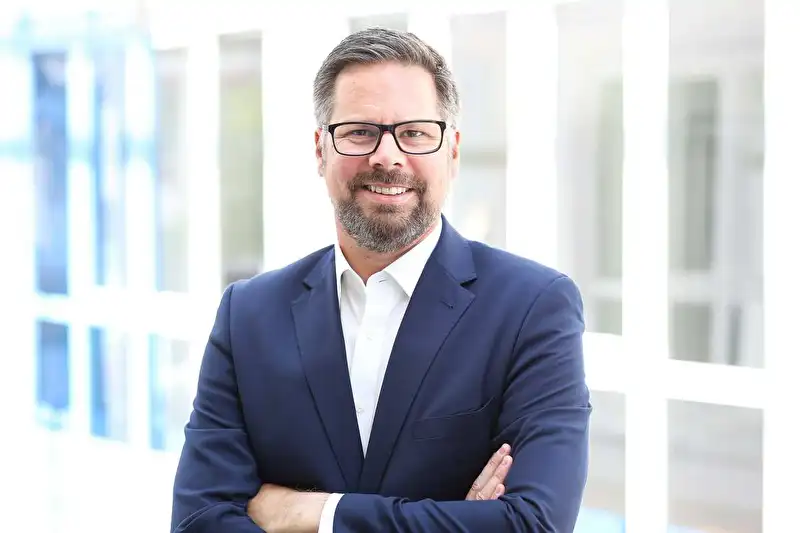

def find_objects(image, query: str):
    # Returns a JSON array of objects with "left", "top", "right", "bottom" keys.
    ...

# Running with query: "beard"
[{"left": 333, "top": 168, "right": 440, "bottom": 254}]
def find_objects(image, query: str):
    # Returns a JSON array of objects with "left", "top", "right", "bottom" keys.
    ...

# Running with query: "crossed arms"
[{"left": 171, "top": 275, "right": 591, "bottom": 533}]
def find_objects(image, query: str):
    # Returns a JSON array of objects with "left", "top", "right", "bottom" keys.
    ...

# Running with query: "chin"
[{"left": 366, "top": 208, "right": 411, "bottom": 225}]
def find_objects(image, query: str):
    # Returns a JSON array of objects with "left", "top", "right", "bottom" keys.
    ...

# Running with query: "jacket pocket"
[{"left": 412, "top": 396, "right": 496, "bottom": 441}]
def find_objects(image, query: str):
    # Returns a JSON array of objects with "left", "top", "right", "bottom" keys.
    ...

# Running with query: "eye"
[
  {"left": 398, "top": 129, "right": 427, "bottom": 138},
  {"left": 338, "top": 126, "right": 378, "bottom": 138}
]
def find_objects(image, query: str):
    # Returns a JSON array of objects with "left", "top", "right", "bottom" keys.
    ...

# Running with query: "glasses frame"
[{"left": 325, "top": 120, "right": 448, "bottom": 156}]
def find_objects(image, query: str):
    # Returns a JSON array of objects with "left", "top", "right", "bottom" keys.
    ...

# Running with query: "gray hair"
[{"left": 313, "top": 27, "right": 460, "bottom": 128}]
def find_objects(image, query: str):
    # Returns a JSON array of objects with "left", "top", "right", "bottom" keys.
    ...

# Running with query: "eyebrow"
[{"left": 329, "top": 118, "right": 441, "bottom": 124}]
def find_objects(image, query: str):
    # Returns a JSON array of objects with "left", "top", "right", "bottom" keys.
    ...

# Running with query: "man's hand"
[
  {"left": 247, "top": 484, "right": 328, "bottom": 533},
  {"left": 465, "top": 443, "right": 513, "bottom": 501}
]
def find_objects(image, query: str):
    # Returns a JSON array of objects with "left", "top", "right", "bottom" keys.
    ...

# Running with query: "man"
[{"left": 171, "top": 27, "right": 591, "bottom": 533}]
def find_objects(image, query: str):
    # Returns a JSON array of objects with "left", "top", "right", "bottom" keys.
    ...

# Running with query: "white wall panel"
[
  {"left": 260, "top": 6, "right": 347, "bottom": 271},
  {"left": 762, "top": 1, "right": 800, "bottom": 531},
  {"left": 620, "top": 1, "right": 670, "bottom": 531},
  {"left": 505, "top": 5, "right": 560, "bottom": 268}
]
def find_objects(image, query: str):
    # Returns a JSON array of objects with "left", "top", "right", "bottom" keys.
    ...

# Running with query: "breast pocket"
[{"left": 412, "top": 396, "right": 497, "bottom": 441}]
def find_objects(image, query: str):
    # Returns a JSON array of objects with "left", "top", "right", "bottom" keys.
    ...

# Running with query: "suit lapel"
[
  {"left": 358, "top": 220, "right": 477, "bottom": 493},
  {"left": 291, "top": 250, "right": 364, "bottom": 490}
]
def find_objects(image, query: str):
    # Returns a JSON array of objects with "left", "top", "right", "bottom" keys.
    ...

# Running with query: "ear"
[
  {"left": 451, "top": 129, "right": 461, "bottom": 161},
  {"left": 314, "top": 129, "right": 324, "bottom": 176}
]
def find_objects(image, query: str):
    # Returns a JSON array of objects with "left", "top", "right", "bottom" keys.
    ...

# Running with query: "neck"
[{"left": 337, "top": 222, "right": 437, "bottom": 283}]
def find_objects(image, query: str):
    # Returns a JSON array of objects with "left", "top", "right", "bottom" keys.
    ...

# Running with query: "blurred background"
[{"left": 0, "top": 0, "right": 795, "bottom": 532}]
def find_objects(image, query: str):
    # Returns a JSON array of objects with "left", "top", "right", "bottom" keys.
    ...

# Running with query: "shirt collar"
[{"left": 335, "top": 217, "right": 442, "bottom": 299}]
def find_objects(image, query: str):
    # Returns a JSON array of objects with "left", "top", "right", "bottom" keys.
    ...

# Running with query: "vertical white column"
[
  {"left": 762, "top": 1, "right": 800, "bottom": 531},
  {"left": 185, "top": 27, "right": 222, "bottom": 295},
  {"left": 505, "top": 4, "right": 559, "bottom": 267},
  {"left": 0, "top": 38, "right": 42, "bottom": 525},
  {"left": 260, "top": 6, "right": 346, "bottom": 271},
  {"left": 621, "top": 1, "right": 670, "bottom": 532},
  {"left": 65, "top": 45, "right": 95, "bottom": 436},
  {"left": 407, "top": 11, "right": 455, "bottom": 221},
  {"left": 0, "top": 41, "right": 38, "bottom": 459},
  {"left": 124, "top": 38, "right": 158, "bottom": 448}
]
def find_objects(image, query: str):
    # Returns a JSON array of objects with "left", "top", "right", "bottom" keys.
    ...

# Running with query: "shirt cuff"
[{"left": 317, "top": 493, "right": 344, "bottom": 533}]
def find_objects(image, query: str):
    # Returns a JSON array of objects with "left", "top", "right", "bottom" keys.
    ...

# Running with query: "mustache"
[{"left": 347, "top": 169, "right": 427, "bottom": 193}]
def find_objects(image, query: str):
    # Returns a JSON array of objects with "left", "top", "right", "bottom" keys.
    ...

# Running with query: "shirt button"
[{"left": 356, "top": 407, "right": 364, "bottom": 414}]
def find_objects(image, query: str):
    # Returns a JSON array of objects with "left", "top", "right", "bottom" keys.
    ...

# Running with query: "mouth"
[
  {"left": 359, "top": 183, "right": 416, "bottom": 205},
  {"left": 363, "top": 184, "right": 412, "bottom": 196}
]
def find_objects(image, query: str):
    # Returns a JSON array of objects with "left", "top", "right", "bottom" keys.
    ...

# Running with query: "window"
[
  {"left": 154, "top": 48, "right": 191, "bottom": 292},
  {"left": 149, "top": 336, "right": 194, "bottom": 451},
  {"left": 36, "top": 320, "right": 70, "bottom": 422},
  {"left": 33, "top": 52, "right": 69, "bottom": 296},
  {"left": 450, "top": 11, "right": 507, "bottom": 248},
  {"left": 219, "top": 33, "right": 264, "bottom": 285},
  {"left": 89, "top": 327, "right": 131, "bottom": 441}
]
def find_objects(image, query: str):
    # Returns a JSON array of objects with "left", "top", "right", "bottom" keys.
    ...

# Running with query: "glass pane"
[
  {"left": 671, "top": 302, "right": 712, "bottom": 363},
  {"left": 33, "top": 52, "right": 69, "bottom": 295},
  {"left": 450, "top": 11, "right": 507, "bottom": 248},
  {"left": 89, "top": 326, "right": 131, "bottom": 442},
  {"left": 349, "top": 13, "right": 407, "bottom": 32},
  {"left": 576, "top": 391, "right": 625, "bottom": 532},
  {"left": 668, "top": 80, "right": 717, "bottom": 273},
  {"left": 149, "top": 336, "right": 194, "bottom": 451},
  {"left": 555, "top": 0, "right": 624, "bottom": 333},
  {"left": 596, "top": 80, "right": 623, "bottom": 279},
  {"left": 35, "top": 320, "right": 70, "bottom": 427},
  {"left": 589, "top": 298, "right": 623, "bottom": 336},
  {"left": 94, "top": 47, "right": 128, "bottom": 287},
  {"left": 154, "top": 49, "right": 190, "bottom": 292},
  {"left": 219, "top": 34, "right": 264, "bottom": 285},
  {"left": 668, "top": 400, "right": 763, "bottom": 532},
  {"left": 668, "top": 0, "right": 765, "bottom": 368}
]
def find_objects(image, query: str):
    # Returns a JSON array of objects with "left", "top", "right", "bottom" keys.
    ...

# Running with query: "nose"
[{"left": 368, "top": 131, "right": 405, "bottom": 169}]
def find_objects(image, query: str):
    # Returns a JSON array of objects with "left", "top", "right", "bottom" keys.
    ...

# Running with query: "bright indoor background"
[{"left": 0, "top": 1, "right": 797, "bottom": 532}]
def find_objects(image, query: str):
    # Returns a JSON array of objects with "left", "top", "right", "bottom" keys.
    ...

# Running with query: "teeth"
[{"left": 366, "top": 185, "right": 409, "bottom": 196}]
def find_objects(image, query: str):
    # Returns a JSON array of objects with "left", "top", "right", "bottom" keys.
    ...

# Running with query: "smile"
[{"left": 364, "top": 185, "right": 411, "bottom": 196}]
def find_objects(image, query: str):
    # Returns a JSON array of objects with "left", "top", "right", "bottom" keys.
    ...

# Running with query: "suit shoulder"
[{"left": 467, "top": 240, "right": 581, "bottom": 296}]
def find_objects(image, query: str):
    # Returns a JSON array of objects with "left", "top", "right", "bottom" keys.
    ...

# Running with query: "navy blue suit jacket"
[{"left": 171, "top": 219, "right": 591, "bottom": 532}]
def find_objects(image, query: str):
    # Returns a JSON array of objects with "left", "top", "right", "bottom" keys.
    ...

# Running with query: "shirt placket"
[{"left": 350, "top": 273, "right": 397, "bottom": 454}]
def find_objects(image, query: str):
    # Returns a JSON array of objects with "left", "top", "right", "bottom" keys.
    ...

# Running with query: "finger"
[
  {"left": 492, "top": 484, "right": 505, "bottom": 499},
  {"left": 467, "top": 444, "right": 510, "bottom": 500},
  {"left": 479, "top": 455, "right": 513, "bottom": 501},
  {"left": 467, "top": 444, "right": 510, "bottom": 499}
]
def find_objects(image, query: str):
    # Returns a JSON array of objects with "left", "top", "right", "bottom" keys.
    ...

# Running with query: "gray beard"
[{"left": 334, "top": 193, "right": 439, "bottom": 254}]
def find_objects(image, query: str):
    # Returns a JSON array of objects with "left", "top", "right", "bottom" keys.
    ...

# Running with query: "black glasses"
[{"left": 325, "top": 120, "right": 447, "bottom": 156}]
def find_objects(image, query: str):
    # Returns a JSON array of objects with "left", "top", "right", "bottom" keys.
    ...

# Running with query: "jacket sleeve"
[
  {"left": 332, "top": 275, "right": 592, "bottom": 533},
  {"left": 171, "top": 283, "right": 265, "bottom": 533}
]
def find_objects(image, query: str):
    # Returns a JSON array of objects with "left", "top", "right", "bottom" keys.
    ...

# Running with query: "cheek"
[
  {"left": 413, "top": 159, "right": 449, "bottom": 191},
  {"left": 327, "top": 159, "right": 360, "bottom": 188}
]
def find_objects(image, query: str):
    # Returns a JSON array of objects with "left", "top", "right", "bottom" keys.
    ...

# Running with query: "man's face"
[{"left": 315, "top": 62, "right": 459, "bottom": 254}]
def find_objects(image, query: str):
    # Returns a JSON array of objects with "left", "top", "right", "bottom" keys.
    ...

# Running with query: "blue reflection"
[
  {"left": 33, "top": 52, "right": 69, "bottom": 295},
  {"left": 89, "top": 326, "right": 107, "bottom": 437},
  {"left": 35, "top": 320, "right": 70, "bottom": 419},
  {"left": 148, "top": 334, "right": 167, "bottom": 451}
]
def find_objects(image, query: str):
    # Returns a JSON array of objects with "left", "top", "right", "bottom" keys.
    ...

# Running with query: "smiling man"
[{"left": 171, "top": 27, "right": 591, "bottom": 533}]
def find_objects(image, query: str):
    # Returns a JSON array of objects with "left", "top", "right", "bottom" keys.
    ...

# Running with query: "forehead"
[{"left": 331, "top": 61, "right": 440, "bottom": 122}]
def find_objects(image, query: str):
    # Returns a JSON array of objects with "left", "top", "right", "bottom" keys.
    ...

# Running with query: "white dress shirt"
[{"left": 317, "top": 219, "right": 442, "bottom": 532}]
